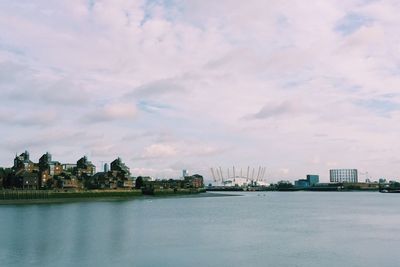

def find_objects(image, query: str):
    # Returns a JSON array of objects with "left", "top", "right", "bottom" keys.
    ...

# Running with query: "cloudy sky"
[{"left": 1, "top": 0, "right": 400, "bottom": 182}]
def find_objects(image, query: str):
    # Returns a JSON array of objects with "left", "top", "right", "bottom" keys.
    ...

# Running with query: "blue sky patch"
[
  {"left": 335, "top": 13, "right": 373, "bottom": 35},
  {"left": 138, "top": 100, "right": 173, "bottom": 113},
  {"left": 357, "top": 99, "right": 400, "bottom": 116}
]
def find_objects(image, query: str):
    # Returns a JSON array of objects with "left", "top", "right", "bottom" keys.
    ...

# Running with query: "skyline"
[{"left": 1, "top": 0, "right": 400, "bottom": 181}]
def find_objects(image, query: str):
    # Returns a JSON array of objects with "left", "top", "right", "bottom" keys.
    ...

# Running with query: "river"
[{"left": 0, "top": 192, "right": 399, "bottom": 267}]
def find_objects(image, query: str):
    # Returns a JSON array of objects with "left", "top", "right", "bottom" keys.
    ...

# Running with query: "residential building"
[
  {"left": 76, "top": 156, "right": 96, "bottom": 177},
  {"left": 39, "top": 152, "right": 63, "bottom": 187},
  {"left": 62, "top": 163, "right": 77, "bottom": 173},
  {"left": 13, "top": 150, "right": 38, "bottom": 174},
  {"left": 20, "top": 172, "right": 39, "bottom": 189},
  {"left": 110, "top": 157, "right": 130, "bottom": 178},
  {"left": 184, "top": 174, "right": 204, "bottom": 188}
]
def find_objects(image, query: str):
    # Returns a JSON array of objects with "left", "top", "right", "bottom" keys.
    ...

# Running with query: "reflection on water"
[{"left": 1, "top": 192, "right": 400, "bottom": 267}]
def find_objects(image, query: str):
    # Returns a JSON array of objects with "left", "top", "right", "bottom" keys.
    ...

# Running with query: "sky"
[{"left": 1, "top": 0, "right": 400, "bottom": 182}]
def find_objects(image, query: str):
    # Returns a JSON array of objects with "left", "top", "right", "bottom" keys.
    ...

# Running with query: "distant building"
[
  {"left": 110, "top": 157, "right": 130, "bottom": 178},
  {"left": 141, "top": 175, "right": 204, "bottom": 191},
  {"left": 294, "top": 179, "right": 309, "bottom": 188},
  {"left": 87, "top": 172, "right": 110, "bottom": 189},
  {"left": 307, "top": 175, "right": 319, "bottom": 186},
  {"left": 182, "top": 169, "right": 189, "bottom": 178},
  {"left": 13, "top": 150, "right": 38, "bottom": 174},
  {"left": 76, "top": 156, "right": 96, "bottom": 177},
  {"left": 184, "top": 174, "right": 204, "bottom": 188},
  {"left": 39, "top": 152, "right": 63, "bottom": 187},
  {"left": 330, "top": 169, "right": 358, "bottom": 183},
  {"left": 39, "top": 152, "right": 63, "bottom": 176},
  {"left": 20, "top": 172, "right": 39, "bottom": 189},
  {"left": 62, "top": 163, "right": 77, "bottom": 173},
  {"left": 294, "top": 175, "right": 319, "bottom": 188}
]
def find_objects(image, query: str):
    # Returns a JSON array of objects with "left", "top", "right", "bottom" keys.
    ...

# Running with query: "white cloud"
[
  {"left": 142, "top": 143, "right": 178, "bottom": 158},
  {"left": 82, "top": 102, "right": 138, "bottom": 123}
]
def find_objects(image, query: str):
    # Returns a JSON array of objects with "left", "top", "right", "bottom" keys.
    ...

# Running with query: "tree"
[
  {"left": 276, "top": 181, "right": 294, "bottom": 190},
  {"left": 135, "top": 176, "right": 144, "bottom": 189}
]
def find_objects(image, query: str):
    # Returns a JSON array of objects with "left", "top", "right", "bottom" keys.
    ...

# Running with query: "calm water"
[{"left": 1, "top": 192, "right": 399, "bottom": 267}]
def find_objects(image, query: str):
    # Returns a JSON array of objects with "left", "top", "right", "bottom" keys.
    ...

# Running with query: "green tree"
[{"left": 135, "top": 176, "right": 144, "bottom": 189}]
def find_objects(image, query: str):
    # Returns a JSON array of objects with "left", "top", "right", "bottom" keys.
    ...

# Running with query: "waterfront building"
[
  {"left": 294, "top": 179, "right": 309, "bottom": 188},
  {"left": 39, "top": 152, "right": 63, "bottom": 176},
  {"left": 307, "top": 175, "right": 319, "bottom": 186},
  {"left": 62, "top": 163, "right": 77, "bottom": 173},
  {"left": 82, "top": 158, "right": 131, "bottom": 189},
  {"left": 294, "top": 175, "right": 320, "bottom": 188},
  {"left": 20, "top": 172, "right": 39, "bottom": 189},
  {"left": 39, "top": 152, "right": 63, "bottom": 187},
  {"left": 13, "top": 150, "right": 38, "bottom": 173},
  {"left": 110, "top": 157, "right": 130, "bottom": 178},
  {"left": 140, "top": 174, "right": 204, "bottom": 191},
  {"left": 330, "top": 169, "right": 358, "bottom": 183},
  {"left": 76, "top": 156, "right": 96, "bottom": 177},
  {"left": 184, "top": 174, "right": 204, "bottom": 188},
  {"left": 11, "top": 151, "right": 40, "bottom": 189},
  {"left": 87, "top": 172, "right": 110, "bottom": 189}
]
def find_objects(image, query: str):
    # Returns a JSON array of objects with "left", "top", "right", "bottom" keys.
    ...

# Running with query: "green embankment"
[
  {"left": 0, "top": 190, "right": 143, "bottom": 200},
  {"left": 152, "top": 188, "right": 205, "bottom": 195},
  {"left": 0, "top": 188, "right": 206, "bottom": 201}
]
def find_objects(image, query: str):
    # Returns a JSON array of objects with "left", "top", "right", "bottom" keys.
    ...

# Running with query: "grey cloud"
[
  {"left": 0, "top": 61, "right": 33, "bottom": 84},
  {"left": 41, "top": 80, "right": 90, "bottom": 105},
  {"left": 1, "top": 130, "right": 92, "bottom": 152},
  {"left": 5, "top": 79, "right": 90, "bottom": 106},
  {"left": 0, "top": 61, "right": 90, "bottom": 106},
  {"left": 126, "top": 79, "right": 186, "bottom": 98},
  {"left": 121, "top": 131, "right": 174, "bottom": 143},
  {"left": 250, "top": 101, "right": 309, "bottom": 120},
  {"left": 0, "top": 110, "right": 57, "bottom": 127}
]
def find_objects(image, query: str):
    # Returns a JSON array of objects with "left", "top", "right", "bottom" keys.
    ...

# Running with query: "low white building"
[{"left": 222, "top": 177, "right": 269, "bottom": 187}]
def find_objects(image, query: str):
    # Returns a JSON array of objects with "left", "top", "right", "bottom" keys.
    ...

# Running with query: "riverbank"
[{"left": 0, "top": 189, "right": 236, "bottom": 205}]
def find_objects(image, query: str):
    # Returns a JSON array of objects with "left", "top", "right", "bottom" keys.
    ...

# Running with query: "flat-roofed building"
[
  {"left": 330, "top": 169, "right": 358, "bottom": 183},
  {"left": 307, "top": 174, "right": 319, "bottom": 186}
]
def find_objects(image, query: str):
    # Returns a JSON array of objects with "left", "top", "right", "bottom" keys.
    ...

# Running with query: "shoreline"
[{"left": 0, "top": 191, "right": 239, "bottom": 205}]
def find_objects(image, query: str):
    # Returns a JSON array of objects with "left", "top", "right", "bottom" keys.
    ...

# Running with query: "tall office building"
[{"left": 330, "top": 169, "right": 358, "bottom": 183}]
